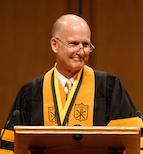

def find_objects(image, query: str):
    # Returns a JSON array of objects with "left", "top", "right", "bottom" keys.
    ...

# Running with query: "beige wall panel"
[{"left": 0, "top": 0, "right": 68, "bottom": 129}]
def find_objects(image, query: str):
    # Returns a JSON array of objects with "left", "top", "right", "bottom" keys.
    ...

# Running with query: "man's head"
[{"left": 50, "top": 14, "right": 94, "bottom": 78}]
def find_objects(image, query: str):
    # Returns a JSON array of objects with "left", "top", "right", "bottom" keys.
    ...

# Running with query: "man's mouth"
[{"left": 71, "top": 56, "right": 84, "bottom": 61}]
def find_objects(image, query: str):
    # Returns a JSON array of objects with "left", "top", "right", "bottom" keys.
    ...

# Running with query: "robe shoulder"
[
  {"left": 20, "top": 75, "right": 44, "bottom": 100},
  {"left": 10, "top": 75, "right": 45, "bottom": 126}
]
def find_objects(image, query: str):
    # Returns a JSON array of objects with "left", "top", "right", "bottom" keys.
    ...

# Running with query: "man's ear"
[{"left": 50, "top": 38, "right": 58, "bottom": 53}]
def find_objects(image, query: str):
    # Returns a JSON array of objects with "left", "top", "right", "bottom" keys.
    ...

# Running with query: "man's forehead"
[{"left": 62, "top": 25, "right": 90, "bottom": 38}]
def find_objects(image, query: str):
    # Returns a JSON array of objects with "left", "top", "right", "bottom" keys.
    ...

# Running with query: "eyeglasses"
[{"left": 56, "top": 38, "right": 95, "bottom": 53}]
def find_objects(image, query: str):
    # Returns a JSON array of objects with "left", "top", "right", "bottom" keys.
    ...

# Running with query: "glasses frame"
[{"left": 56, "top": 38, "right": 95, "bottom": 53}]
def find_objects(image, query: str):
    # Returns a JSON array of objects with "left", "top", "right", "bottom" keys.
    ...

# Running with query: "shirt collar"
[{"left": 55, "top": 68, "right": 76, "bottom": 88}]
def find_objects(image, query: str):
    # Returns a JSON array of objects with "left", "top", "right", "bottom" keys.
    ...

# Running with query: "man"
[{"left": 0, "top": 14, "right": 137, "bottom": 153}]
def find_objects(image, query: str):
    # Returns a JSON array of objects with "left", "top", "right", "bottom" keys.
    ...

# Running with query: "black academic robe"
[{"left": 1, "top": 69, "right": 137, "bottom": 152}]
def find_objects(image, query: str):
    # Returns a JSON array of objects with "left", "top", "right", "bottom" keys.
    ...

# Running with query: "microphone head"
[
  {"left": 12, "top": 110, "right": 20, "bottom": 117},
  {"left": 136, "top": 110, "right": 142, "bottom": 119}
]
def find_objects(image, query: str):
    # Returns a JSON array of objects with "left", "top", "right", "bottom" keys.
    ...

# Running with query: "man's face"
[{"left": 55, "top": 23, "right": 91, "bottom": 75}]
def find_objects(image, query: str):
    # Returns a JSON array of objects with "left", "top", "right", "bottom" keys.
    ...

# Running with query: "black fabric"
[
  {"left": 93, "top": 70, "right": 136, "bottom": 126},
  {"left": 1, "top": 70, "right": 137, "bottom": 152},
  {"left": 1, "top": 141, "right": 14, "bottom": 151}
]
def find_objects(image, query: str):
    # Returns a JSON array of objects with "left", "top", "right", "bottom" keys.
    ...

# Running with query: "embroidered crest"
[
  {"left": 74, "top": 103, "right": 88, "bottom": 122},
  {"left": 48, "top": 106, "right": 57, "bottom": 123}
]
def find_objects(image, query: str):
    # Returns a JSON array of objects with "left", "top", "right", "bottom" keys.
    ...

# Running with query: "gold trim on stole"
[
  {"left": 0, "top": 149, "right": 14, "bottom": 154},
  {"left": 43, "top": 65, "right": 95, "bottom": 126},
  {"left": 53, "top": 66, "right": 82, "bottom": 125},
  {"left": 1, "top": 129, "right": 14, "bottom": 142}
]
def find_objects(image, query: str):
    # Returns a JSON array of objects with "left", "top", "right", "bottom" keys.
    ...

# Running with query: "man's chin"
[
  {"left": 67, "top": 61, "right": 86, "bottom": 71},
  {"left": 72, "top": 64, "right": 85, "bottom": 71}
]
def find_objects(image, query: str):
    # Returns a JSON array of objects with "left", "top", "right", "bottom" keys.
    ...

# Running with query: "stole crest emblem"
[
  {"left": 74, "top": 103, "right": 88, "bottom": 121},
  {"left": 48, "top": 106, "right": 57, "bottom": 123}
]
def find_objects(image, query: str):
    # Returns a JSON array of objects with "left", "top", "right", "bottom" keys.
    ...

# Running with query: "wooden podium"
[{"left": 14, "top": 126, "right": 140, "bottom": 154}]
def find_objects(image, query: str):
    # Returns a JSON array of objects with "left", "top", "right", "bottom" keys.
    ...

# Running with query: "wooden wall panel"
[
  {"left": 1, "top": 0, "right": 143, "bottom": 130},
  {"left": 0, "top": 0, "right": 68, "bottom": 129},
  {"left": 85, "top": 0, "right": 143, "bottom": 113}
]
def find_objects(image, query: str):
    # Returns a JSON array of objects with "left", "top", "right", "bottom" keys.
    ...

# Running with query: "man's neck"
[{"left": 56, "top": 67, "right": 80, "bottom": 79}]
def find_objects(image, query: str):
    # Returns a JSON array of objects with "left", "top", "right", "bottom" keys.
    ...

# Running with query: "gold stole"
[{"left": 43, "top": 65, "right": 95, "bottom": 126}]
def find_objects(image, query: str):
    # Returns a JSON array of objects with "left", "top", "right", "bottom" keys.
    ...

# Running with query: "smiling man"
[
  {"left": 0, "top": 14, "right": 137, "bottom": 153},
  {"left": 51, "top": 14, "right": 92, "bottom": 78}
]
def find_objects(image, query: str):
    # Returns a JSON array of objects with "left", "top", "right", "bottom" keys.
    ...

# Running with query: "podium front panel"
[{"left": 14, "top": 126, "right": 140, "bottom": 154}]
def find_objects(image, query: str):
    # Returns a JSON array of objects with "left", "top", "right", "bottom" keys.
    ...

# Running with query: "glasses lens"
[
  {"left": 70, "top": 46, "right": 79, "bottom": 51},
  {"left": 56, "top": 38, "right": 94, "bottom": 53},
  {"left": 70, "top": 46, "right": 92, "bottom": 52},
  {"left": 84, "top": 47, "right": 92, "bottom": 52}
]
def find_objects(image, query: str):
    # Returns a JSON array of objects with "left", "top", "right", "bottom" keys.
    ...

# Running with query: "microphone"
[
  {"left": 0, "top": 110, "right": 20, "bottom": 141},
  {"left": 5, "top": 110, "right": 20, "bottom": 126},
  {"left": 136, "top": 110, "right": 143, "bottom": 120}
]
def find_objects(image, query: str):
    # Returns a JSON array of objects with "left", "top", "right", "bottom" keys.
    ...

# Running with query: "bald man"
[{"left": 1, "top": 14, "right": 137, "bottom": 153}]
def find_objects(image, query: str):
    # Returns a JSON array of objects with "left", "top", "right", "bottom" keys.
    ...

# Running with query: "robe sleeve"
[
  {"left": 93, "top": 70, "right": 137, "bottom": 126},
  {"left": 107, "top": 74, "right": 137, "bottom": 120},
  {"left": 0, "top": 75, "right": 44, "bottom": 152},
  {"left": 0, "top": 85, "right": 32, "bottom": 152}
]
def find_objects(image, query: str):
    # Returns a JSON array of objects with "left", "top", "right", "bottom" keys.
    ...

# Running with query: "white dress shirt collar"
[{"left": 55, "top": 68, "right": 76, "bottom": 92}]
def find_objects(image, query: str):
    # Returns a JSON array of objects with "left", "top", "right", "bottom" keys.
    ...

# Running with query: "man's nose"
[
  {"left": 76, "top": 47, "right": 84, "bottom": 55},
  {"left": 77, "top": 44, "right": 85, "bottom": 54}
]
